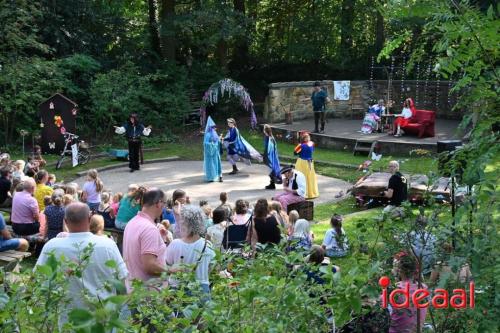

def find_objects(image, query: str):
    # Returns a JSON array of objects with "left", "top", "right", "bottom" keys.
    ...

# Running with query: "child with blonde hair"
[
  {"left": 90, "top": 214, "right": 106, "bottom": 236},
  {"left": 81, "top": 169, "right": 104, "bottom": 212},
  {"left": 287, "top": 210, "right": 300, "bottom": 236}
]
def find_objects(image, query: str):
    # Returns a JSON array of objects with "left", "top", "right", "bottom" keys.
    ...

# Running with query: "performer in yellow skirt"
[{"left": 293, "top": 133, "right": 319, "bottom": 199}]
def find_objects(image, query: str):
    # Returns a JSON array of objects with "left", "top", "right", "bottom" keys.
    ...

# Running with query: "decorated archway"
[{"left": 200, "top": 78, "right": 257, "bottom": 129}]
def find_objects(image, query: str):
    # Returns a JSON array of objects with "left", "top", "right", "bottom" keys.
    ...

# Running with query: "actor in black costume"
[{"left": 114, "top": 113, "right": 151, "bottom": 172}]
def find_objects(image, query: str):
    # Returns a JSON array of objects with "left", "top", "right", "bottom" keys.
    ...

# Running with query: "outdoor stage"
[{"left": 267, "top": 118, "right": 461, "bottom": 155}]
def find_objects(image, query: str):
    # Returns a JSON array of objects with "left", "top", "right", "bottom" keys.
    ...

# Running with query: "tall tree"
[
  {"left": 159, "top": 0, "right": 176, "bottom": 62},
  {"left": 230, "top": 0, "right": 249, "bottom": 71},
  {"left": 147, "top": 0, "right": 162, "bottom": 57},
  {"left": 339, "top": 0, "right": 356, "bottom": 66}
]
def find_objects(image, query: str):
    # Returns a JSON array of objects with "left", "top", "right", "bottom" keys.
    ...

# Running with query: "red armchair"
[{"left": 401, "top": 109, "right": 435, "bottom": 138}]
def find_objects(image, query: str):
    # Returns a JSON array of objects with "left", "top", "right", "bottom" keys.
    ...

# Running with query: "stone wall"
[{"left": 264, "top": 80, "right": 462, "bottom": 122}]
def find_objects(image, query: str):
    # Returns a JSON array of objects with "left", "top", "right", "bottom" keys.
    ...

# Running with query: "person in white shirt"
[
  {"left": 114, "top": 113, "right": 151, "bottom": 173},
  {"left": 321, "top": 214, "right": 349, "bottom": 258},
  {"left": 206, "top": 207, "right": 227, "bottom": 251},
  {"left": 166, "top": 205, "right": 215, "bottom": 295},
  {"left": 36, "top": 202, "right": 127, "bottom": 322},
  {"left": 393, "top": 98, "right": 415, "bottom": 137},
  {"left": 272, "top": 165, "right": 307, "bottom": 211}
]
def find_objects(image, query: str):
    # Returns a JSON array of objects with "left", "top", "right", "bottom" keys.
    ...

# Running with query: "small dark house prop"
[{"left": 39, "top": 93, "right": 78, "bottom": 154}]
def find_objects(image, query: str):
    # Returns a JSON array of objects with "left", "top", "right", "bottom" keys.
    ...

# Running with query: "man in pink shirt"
[
  {"left": 11, "top": 178, "right": 40, "bottom": 236},
  {"left": 123, "top": 188, "right": 176, "bottom": 289}
]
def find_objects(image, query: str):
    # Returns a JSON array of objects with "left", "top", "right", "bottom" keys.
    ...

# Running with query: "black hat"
[{"left": 280, "top": 165, "right": 294, "bottom": 174}]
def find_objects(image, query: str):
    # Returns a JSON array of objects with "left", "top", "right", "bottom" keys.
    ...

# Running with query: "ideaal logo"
[{"left": 379, "top": 276, "right": 475, "bottom": 309}]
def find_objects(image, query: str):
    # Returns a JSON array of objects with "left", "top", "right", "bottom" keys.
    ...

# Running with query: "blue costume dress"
[
  {"left": 264, "top": 135, "right": 282, "bottom": 185},
  {"left": 203, "top": 116, "right": 223, "bottom": 182},
  {"left": 224, "top": 127, "right": 262, "bottom": 166}
]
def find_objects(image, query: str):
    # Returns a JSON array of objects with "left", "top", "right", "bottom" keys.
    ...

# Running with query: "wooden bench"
[
  {"left": 104, "top": 227, "right": 124, "bottom": 253},
  {"left": 0, "top": 250, "right": 31, "bottom": 272},
  {"left": 287, "top": 200, "right": 314, "bottom": 221}
]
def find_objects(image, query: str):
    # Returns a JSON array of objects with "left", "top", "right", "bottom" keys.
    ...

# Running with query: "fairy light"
[{"left": 415, "top": 62, "right": 420, "bottom": 105}]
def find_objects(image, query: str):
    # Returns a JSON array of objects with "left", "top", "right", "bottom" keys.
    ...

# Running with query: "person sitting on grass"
[
  {"left": 247, "top": 199, "right": 281, "bottom": 251},
  {"left": 287, "top": 218, "right": 313, "bottom": 252},
  {"left": 232, "top": 199, "right": 251, "bottom": 225},
  {"left": 321, "top": 214, "right": 349, "bottom": 258},
  {"left": 287, "top": 210, "right": 300, "bottom": 236},
  {"left": 207, "top": 207, "right": 227, "bottom": 251}
]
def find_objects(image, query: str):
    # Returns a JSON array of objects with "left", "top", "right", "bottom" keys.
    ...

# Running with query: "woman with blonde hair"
[
  {"left": 293, "top": 133, "right": 319, "bottom": 199},
  {"left": 222, "top": 118, "right": 262, "bottom": 175},
  {"left": 81, "top": 169, "right": 104, "bottom": 212}
]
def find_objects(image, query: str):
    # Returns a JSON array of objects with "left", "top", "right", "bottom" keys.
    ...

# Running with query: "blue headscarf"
[{"left": 204, "top": 116, "right": 219, "bottom": 144}]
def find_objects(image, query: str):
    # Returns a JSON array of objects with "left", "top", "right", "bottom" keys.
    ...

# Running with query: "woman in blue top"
[
  {"left": 293, "top": 133, "right": 319, "bottom": 199},
  {"left": 263, "top": 124, "right": 281, "bottom": 189}
]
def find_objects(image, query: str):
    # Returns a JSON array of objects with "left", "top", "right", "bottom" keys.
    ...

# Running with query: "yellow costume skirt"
[{"left": 295, "top": 158, "right": 319, "bottom": 199}]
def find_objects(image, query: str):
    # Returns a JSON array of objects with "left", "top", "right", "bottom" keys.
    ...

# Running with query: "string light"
[{"left": 415, "top": 62, "right": 420, "bottom": 105}]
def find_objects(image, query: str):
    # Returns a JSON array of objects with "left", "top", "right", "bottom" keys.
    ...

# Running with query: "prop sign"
[{"left": 199, "top": 78, "right": 257, "bottom": 129}]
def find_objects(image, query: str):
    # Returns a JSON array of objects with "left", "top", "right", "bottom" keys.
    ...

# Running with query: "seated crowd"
[{"left": 0, "top": 151, "right": 470, "bottom": 332}]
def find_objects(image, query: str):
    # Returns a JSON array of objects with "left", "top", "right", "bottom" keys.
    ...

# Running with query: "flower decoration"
[{"left": 54, "top": 115, "right": 63, "bottom": 128}]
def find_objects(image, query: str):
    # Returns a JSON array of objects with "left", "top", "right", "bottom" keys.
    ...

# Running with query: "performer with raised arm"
[
  {"left": 263, "top": 124, "right": 282, "bottom": 189},
  {"left": 221, "top": 118, "right": 262, "bottom": 175},
  {"left": 294, "top": 133, "right": 319, "bottom": 199},
  {"left": 203, "top": 116, "right": 223, "bottom": 182},
  {"left": 114, "top": 113, "right": 151, "bottom": 173},
  {"left": 393, "top": 98, "right": 416, "bottom": 137}
]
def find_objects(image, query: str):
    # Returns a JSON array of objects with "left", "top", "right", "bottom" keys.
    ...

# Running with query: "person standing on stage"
[
  {"left": 294, "top": 133, "right": 319, "bottom": 199},
  {"left": 203, "top": 116, "right": 223, "bottom": 182},
  {"left": 114, "top": 113, "right": 151, "bottom": 173},
  {"left": 273, "top": 165, "right": 307, "bottom": 211},
  {"left": 222, "top": 118, "right": 262, "bottom": 175},
  {"left": 263, "top": 124, "right": 282, "bottom": 190},
  {"left": 302, "top": 81, "right": 330, "bottom": 134}
]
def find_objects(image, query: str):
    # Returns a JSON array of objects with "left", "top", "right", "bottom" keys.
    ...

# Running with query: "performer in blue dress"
[
  {"left": 203, "top": 116, "right": 223, "bottom": 182},
  {"left": 223, "top": 118, "right": 262, "bottom": 175},
  {"left": 263, "top": 124, "right": 282, "bottom": 189}
]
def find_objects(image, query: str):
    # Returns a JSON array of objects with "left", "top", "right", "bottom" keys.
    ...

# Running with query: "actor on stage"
[
  {"left": 393, "top": 98, "right": 416, "bottom": 137},
  {"left": 360, "top": 99, "right": 385, "bottom": 133},
  {"left": 273, "top": 165, "right": 307, "bottom": 211},
  {"left": 114, "top": 113, "right": 151, "bottom": 172},
  {"left": 203, "top": 116, "right": 223, "bottom": 182},
  {"left": 222, "top": 118, "right": 262, "bottom": 175},
  {"left": 301, "top": 81, "right": 330, "bottom": 134},
  {"left": 263, "top": 124, "right": 282, "bottom": 190},
  {"left": 294, "top": 133, "right": 319, "bottom": 199}
]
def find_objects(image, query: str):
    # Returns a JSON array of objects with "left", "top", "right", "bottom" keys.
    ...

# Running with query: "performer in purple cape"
[{"left": 222, "top": 118, "right": 262, "bottom": 175}]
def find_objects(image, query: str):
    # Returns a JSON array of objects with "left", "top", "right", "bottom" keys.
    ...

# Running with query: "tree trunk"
[
  {"left": 217, "top": 39, "right": 228, "bottom": 70},
  {"left": 375, "top": 9, "right": 385, "bottom": 54},
  {"left": 230, "top": 0, "right": 249, "bottom": 71},
  {"left": 340, "top": 0, "right": 355, "bottom": 66},
  {"left": 159, "top": 0, "right": 176, "bottom": 62},
  {"left": 146, "top": 0, "right": 162, "bottom": 57}
]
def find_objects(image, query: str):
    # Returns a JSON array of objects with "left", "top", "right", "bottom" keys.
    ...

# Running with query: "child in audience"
[
  {"left": 287, "top": 210, "right": 300, "bottom": 236},
  {"left": 110, "top": 192, "right": 123, "bottom": 218},
  {"left": 288, "top": 218, "right": 313, "bottom": 251},
  {"left": 81, "top": 169, "right": 104, "bottom": 212},
  {"left": 62, "top": 194, "right": 74, "bottom": 207},
  {"left": 45, "top": 191, "right": 65, "bottom": 239},
  {"left": 322, "top": 214, "right": 349, "bottom": 258},
  {"left": 12, "top": 160, "right": 26, "bottom": 180},
  {"left": 217, "top": 192, "right": 233, "bottom": 219},
  {"left": 90, "top": 214, "right": 106, "bottom": 237},
  {"left": 98, "top": 192, "right": 114, "bottom": 228},
  {"left": 207, "top": 207, "right": 227, "bottom": 250},
  {"left": 65, "top": 183, "right": 79, "bottom": 202},
  {"left": 202, "top": 204, "right": 214, "bottom": 230},
  {"left": 47, "top": 174, "right": 56, "bottom": 187},
  {"left": 270, "top": 201, "right": 288, "bottom": 229},
  {"left": 159, "top": 219, "right": 173, "bottom": 245}
]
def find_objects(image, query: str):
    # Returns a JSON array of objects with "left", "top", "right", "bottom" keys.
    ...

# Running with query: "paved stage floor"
[
  {"left": 74, "top": 160, "right": 351, "bottom": 208},
  {"left": 269, "top": 118, "right": 461, "bottom": 144}
]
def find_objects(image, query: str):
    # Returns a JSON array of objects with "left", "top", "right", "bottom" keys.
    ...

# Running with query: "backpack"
[{"left": 222, "top": 215, "right": 252, "bottom": 249}]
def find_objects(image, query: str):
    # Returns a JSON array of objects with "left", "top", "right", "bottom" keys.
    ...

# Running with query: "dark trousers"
[
  {"left": 12, "top": 222, "right": 40, "bottom": 236},
  {"left": 314, "top": 111, "right": 325, "bottom": 132},
  {"left": 128, "top": 140, "right": 141, "bottom": 170}
]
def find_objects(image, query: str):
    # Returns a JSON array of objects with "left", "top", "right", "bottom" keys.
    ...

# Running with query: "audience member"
[
  {"left": 166, "top": 205, "right": 215, "bottom": 294},
  {"left": 47, "top": 173, "right": 56, "bottom": 187},
  {"left": 159, "top": 219, "right": 173, "bottom": 245},
  {"left": 65, "top": 183, "right": 79, "bottom": 202},
  {"left": 0, "top": 214, "right": 29, "bottom": 252},
  {"left": 115, "top": 186, "right": 145, "bottom": 230},
  {"left": 248, "top": 199, "right": 281, "bottom": 250},
  {"left": 382, "top": 160, "right": 408, "bottom": 216},
  {"left": 287, "top": 210, "right": 300, "bottom": 236},
  {"left": 63, "top": 194, "right": 75, "bottom": 207},
  {"left": 389, "top": 252, "right": 428, "bottom": 333},
  {"left": 404, "top": 214, "right": 436, "bottom": 275},
  {"left": 32, "top": 145, "right": 46, "bottom": 168},
  {"left": 11, "top": 178, "right": 40, "bottom": 235},
  {"left": 161, "top": 198, "right": 176, "bottom": 225},
  {"left": 34, "top": 170, "right": 53, "bottom": 212},
  {"left": 232, "top": 199, "right": 251, "bottom": 225},
  {"left": 0, "top": 167, "right": 12, "bottom": 208},
  {"left": 81, "top": 169, "right": 104, "bottom": 212},
  {"left": 45, "top": 190, "right": 65, "bottom": 240},
  {"left": 207, "top": 207, "right": 227, "bottom": 250},
  {"left": 201, "top": 204, "right": 214, "bottom": 230},
  {"left": 12, "top": 160, "right": 26, "bottom": 180},
  {"left": 123, "top": 188, "right": 175, "bottom": 288},
  {"left": 270, "top": 200, "right": 288, "bottom": 229},
  {"left": 110, "top": 191, "right": 123, "bottom": 217},
  {"left": 429, "top": 242, "right": 472, "bottom": 286},
  {"left": 90, "top": 214, "right": 106, "bottom": 236},
  {"left": 172, "top": 189, "right": 189, "bottom": 238},
  {"left": 322, "top": 214, "right": 349, "bottom": 258},
  {"left": 216, "top": 192, "right": 233, "bottom": 219},
  {"left": 97, "top": 191, "right": 114, "bottom": 228},
  {"left": 288, "top": 218, "right": 313, "bottom": 251},
  {"left": 36, "top": 202, "right": 127, "bottom": 320}
]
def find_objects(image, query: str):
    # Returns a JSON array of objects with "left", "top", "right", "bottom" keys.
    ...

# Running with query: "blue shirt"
[
  {"left": 294, "top": 142, "right": 314, "bottom": 161},
  {"left": 311, "top": 90, "right": 327, "bottom": 111},
  {"left": 162, "top": 208, "right": 176, "bottom": 225}
]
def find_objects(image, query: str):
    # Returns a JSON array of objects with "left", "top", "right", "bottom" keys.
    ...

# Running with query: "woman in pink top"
[
  {"left": 389, "top": 252, "right": 428, "bottom": 333},
  {"left": 232, "top": 199, "right": 251, "bottom": 225}
]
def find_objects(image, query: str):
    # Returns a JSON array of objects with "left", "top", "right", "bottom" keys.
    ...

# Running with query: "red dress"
[{"left": 394, "top": 98, "right": 416, "bottom": 128}]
